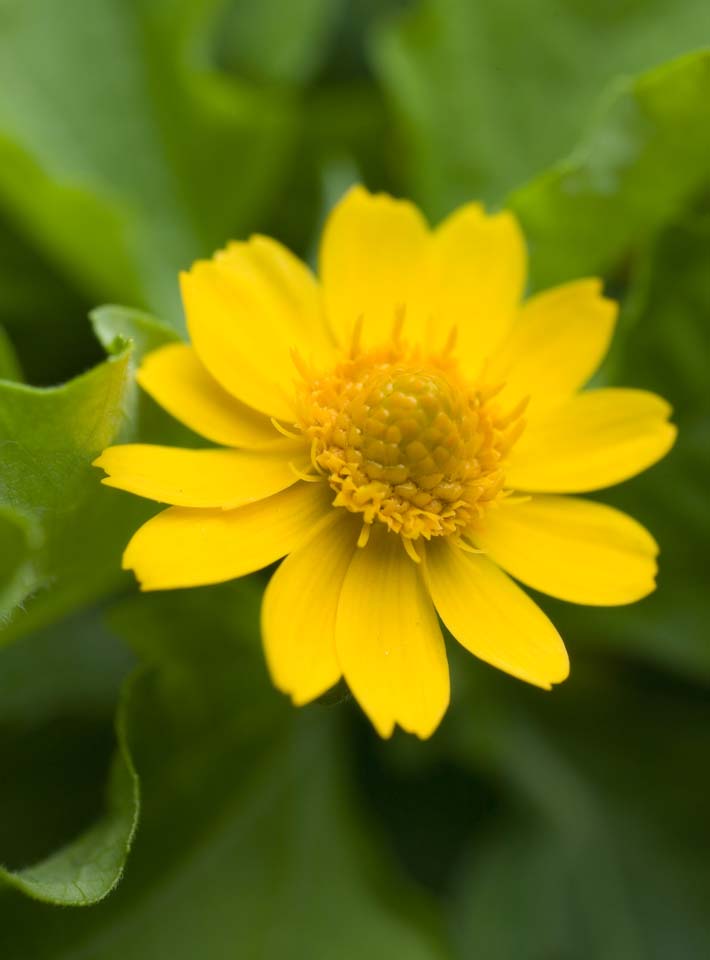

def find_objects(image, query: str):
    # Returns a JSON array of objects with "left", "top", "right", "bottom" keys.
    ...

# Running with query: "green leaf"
[
  {"left": 1, "top": 581, "right": 450, "bottom": 957},
  {"left": 0, "top": 346, "right": 130, "bottom": 629},
  {"left": 0, "top": 0, "right": 297, "bottom": 324},
  {"left": 0, "top": 307, "right": 176, "bottom": 642},
  {"left": 510, "top": 51, "right": 710, "bottom": 289},
  {"left": 0, "top": 608, "right": 138, "bottom": 905},
  {"left": 372, "top": 0, "right": 710, "bottom": 214},
  {"left": 219, "top": 0, "right": 341, "bottom": 86}
]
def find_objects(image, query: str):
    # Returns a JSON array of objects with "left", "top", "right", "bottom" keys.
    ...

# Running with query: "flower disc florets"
[{"left": 296, "top": 326, "right": 527, "bottom": 545}]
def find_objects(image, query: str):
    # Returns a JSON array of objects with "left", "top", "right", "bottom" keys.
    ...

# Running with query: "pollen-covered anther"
[{"left": 296, "top": 335, "right": 526, "bottom": 541}]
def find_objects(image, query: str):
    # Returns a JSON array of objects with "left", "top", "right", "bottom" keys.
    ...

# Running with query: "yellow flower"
[{"left": 95, "top": 186, "right": 676, "bottom": 738}]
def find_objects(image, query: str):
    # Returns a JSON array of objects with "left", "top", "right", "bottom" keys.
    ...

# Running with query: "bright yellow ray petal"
[
  {"left": 229, "top": 235, "right": 334, "bottom": 367},
  {"left": 262, "top": 510, "right": 360, "bottom": 706},
  {"left": 94, "top": 443, "right": 307, "bottom": 509},
  {"left": 428, "top": 204, "right": 526, "bottom": 374},
  {"left": 182, "top": 236, "right": 333, "bottom": 421},
  {"left": 474, "top": 495, "right": 658, "bottom": 606},
  {"left": 424, "top": 539, "right": 568, "bottom": 689},
  {"left": 488, "top": 279, "right": 617, "bottom": 413},
  {"left": 123, "top": 481, "right": 332, "bottom": 591},
  {"left": 137, "top": 343, "right": 284, "bottom": 449},
  {"left": 506, "top": 388, "right": 676, "bottom": 493},
  {"left": 335, "top": 526, "right": 449, "bottom": 739},
  {"left": 320, "top": 185, "right": 431, "bottom": 347}
]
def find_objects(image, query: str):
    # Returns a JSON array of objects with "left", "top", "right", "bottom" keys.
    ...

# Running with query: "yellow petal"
[
  {"left": 488, "top": 279, "right": 617, "bottom": 413},
  {"left": 320, "top": 185, "right": 431, "bottom": 347},
  {"left": 424, "top": 539, "right": 568, "bottom": 689},
  {"left": 428, "top": 204, "right": 526, "bottom": 374},
  {"left": 475, "top": 495, "right": 659, "bottom": 606},
  {"left": 123, "top": 481, "right": 332, "bottom": 590},
  {"left": 95, "top": 443, "right": 306, "bottom": 508},
  {"left": 506, "top": 388, "right": 676, "bottom": 493},
  {"left": 137, "top": 343, "right": 284, "bottom": 449},
  {"left": 182, "top": 236, "right": 332, "bottom": 421},
  {"left": 335, "top": 526, "right": 449, "bottom": 739},
  {"left": 262, "top": 511, "right": 359, "bottom": 705}
]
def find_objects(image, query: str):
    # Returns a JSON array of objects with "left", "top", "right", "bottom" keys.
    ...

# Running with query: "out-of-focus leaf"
[
  {"left": 219, "top": 0, "right": 342, "bottom": 86},
  {"left": 510, "top": 51, "right": 710, "bottom": 289},
  {"left": 1, "top": 581, "right": 450, "bottom": 958},
  {"left": 0, "top": 0, "right": 296, "bottom": 325},
  {"left": 0, "top": 326, "right": 22, "bottom": 382},
  {"left": 0, "top": 308, "right": 176, "bottom": 643},
  {"left": 447, "top": 664, "right": 710, "bottom": 960},
  {"left": 372, "top": 0, "right": 710, "bottom": 214},
  {"left": 0, "top": 608, "right": 138, "bottom": 905}
]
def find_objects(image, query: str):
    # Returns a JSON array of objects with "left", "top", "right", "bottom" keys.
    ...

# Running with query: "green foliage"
[
  {"left": 511, "top": 52, "right": 710, "bottom": 289},
  {"left": 559, "top": 214, "right": 710, "bottom": 680},
  {"left": 446, "top": 662, "right": 710, "bottom": 959},
  {"left": 220, "top": 0, "right": 341, "bottom": 86},
  {"left": 0, "top": 344, "right": 132, "bottom": 627},
  {"left": 372, "top": 0, "right": 710, "bottom": 214},
  {"left": 0, "top": 2, "right": 709, "bottom": 957},
  {"left": 0, "top": 608, "right": 138, "bottom": 905},
  {"left": 0, "top": 308, "right": 176, "bottom": 641},
  {"left": 0, "top": 0, "right": 296, "bottom": 325},
  {"left": 0, "top": 688, "right": 139, "bottom": 906},
  {"left": 2, "top": 584, "right": 447, "bottom": 958}
]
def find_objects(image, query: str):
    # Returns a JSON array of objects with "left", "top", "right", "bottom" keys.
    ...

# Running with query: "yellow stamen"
[
  {"left": 288, "top": 463, "right": 322, "bottom": 483},
  {"left": 271, "top": 418, "right": 300, "bottom": 440},
  {"left": 357, "top": 523, "right": 372, "bottom": 548},
  {"left": 402, "top": 536, "right": 421, "bottom": 564},
  {"left": 454, "top": 538, "right": 485, "bottom": 555}
]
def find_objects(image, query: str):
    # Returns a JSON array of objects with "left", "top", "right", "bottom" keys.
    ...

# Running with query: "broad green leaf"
[
  {"left": 511, "top": 51, "right": 710, "bottom": 289},
  {"left": 220, "top": 0, "right": 341, "bottom": 86},
  {"left": 0, "top": 608, "right": 138, "bottom": 905},
  {"left": 0, "top": 345, "right": 131, "bottom": 629},
  {"left": 0, "top": 0, "right": 296, "bottom": 325},
  {"left": 372, "top": 0, "right": 710, "bottom": 215},
  {"left": 0, "top": 308, "right": 176, "bottom": 642},
  {"left": 1, "top": 581, "right": 450, "bottom": 958}
]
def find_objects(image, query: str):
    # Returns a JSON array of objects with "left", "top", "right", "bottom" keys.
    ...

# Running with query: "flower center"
[{"left": 295, "top": 330, "right": 526, "bottom": 547}]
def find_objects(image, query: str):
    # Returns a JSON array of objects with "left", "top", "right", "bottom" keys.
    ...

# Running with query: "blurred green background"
[{"left": 1, "top": 1, "right": 709, "bottom": 957}]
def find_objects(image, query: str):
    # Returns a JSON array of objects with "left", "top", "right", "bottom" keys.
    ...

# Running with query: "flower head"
[{"left": 95, "top": 186, "right": 676, "bottom": 738}]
